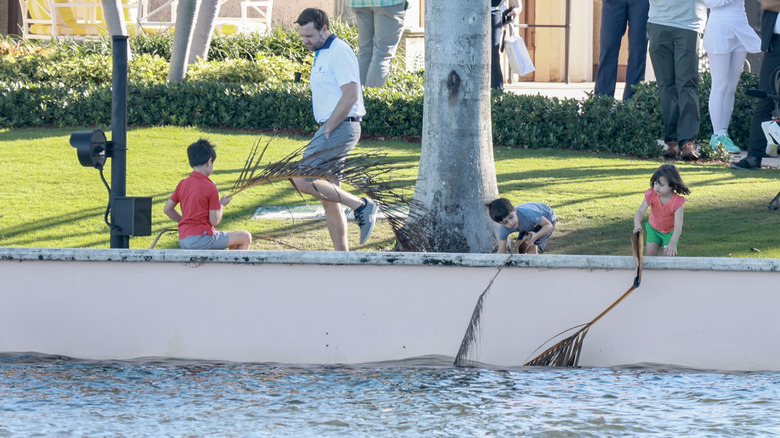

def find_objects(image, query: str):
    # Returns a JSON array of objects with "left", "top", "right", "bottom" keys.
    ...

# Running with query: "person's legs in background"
[
  {"left": 708, "top": 50, "right": 747, "bottom": 152},
  {"left": 353, "top": 7, "right": 375, "bottom": 86},
  {"left": 733, "top": 36, "right": 780, "bottom": 169},
  {"left": 622, "top": 0, "right": 649, "bottom": 100},
  {"left": 648, "top": 23, "right": 680, "bottom": 156},
  {"left": 672, "top": 26, "right": 701, "bottom": 159},
  {"left": 363, "top": 2, "right": 406, "bottom": 88},
  {"left": 594, "top": 0, "right": 627, "bottom": 98},
  {"left": 491, "top": 8, "right": 505, "bottom": 89}
]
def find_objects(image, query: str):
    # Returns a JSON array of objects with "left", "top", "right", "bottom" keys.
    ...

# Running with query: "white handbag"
[{"left": 503, "top": 26, "right": 535, "bottom": 77}]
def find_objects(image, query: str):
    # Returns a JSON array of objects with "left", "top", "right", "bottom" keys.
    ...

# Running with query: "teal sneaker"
[
  {"left": 720, "top": 132, "right": 741, "bottom": 154},
  {"left": 709, "top": 134, "right": 722, "bottom": 151}
]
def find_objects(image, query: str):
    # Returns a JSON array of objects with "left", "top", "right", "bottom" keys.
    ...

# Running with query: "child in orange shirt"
[{"left": 633, "top": 163, "right": 690, "bottom": 256}]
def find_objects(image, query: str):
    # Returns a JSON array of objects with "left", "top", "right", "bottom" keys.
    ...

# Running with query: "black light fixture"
[
  {"left": 69, "top": 35, "right": 151, "bottom": 247},
  {"left": 70, "top": 129, "right": 108, "bottom": 169}
]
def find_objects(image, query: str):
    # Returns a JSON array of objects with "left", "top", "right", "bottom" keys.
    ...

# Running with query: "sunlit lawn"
[{"left": 2, "top": 126, "right": 779, "bottom": 258}]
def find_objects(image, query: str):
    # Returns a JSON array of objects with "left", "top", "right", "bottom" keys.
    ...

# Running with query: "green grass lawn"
[{"left": 2, "top": 126, "right": 779, "bottom": 258}]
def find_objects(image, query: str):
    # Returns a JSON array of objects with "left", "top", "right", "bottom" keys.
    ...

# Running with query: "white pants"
[{"left": 707, "top": 49, "right": 747, "bottom": 134}]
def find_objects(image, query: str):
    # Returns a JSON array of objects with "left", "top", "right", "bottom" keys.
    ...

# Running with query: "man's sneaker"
[
  {"left": 730, "top": 156, "right": 762, "bottom": 170},
  {"left": 680, "top": 141, "right": 699, "bottom": 161},
  {"left": 354, "top": 198, "right": 377, "bottom": 244}
]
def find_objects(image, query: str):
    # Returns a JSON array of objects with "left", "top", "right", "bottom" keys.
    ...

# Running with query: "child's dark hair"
[
  {"left": 487, "top": 198, "right": 514, "bottom": 223},
  {"left": 651, "top": 163, "right": 690, "bottom": 195},
  {"left": 295, "top": 8, "right": 329, "bottom": 31},
  {"left": 187, "top": 139, "right": 217, "bottom": 168}
]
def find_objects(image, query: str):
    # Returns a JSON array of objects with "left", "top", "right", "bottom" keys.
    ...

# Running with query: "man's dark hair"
[
  {"left": 187, "top": 139, "right": 217, "bottom": 167},
  {"left": 487, "top": 198, "right": 515, "bottom": 223},
  {"left": 295, "top": 7, "right": 329, "bottom": 31}
]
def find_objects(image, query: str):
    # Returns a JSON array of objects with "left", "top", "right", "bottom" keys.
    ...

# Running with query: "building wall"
[
  {"left": 1, "top": 0, "right": 8, "bottom": 35},
  {"left": 530, "top": 0, "right": 593, "bottom": 82}
]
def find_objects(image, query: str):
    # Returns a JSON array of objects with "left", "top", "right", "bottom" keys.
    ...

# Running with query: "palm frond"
[
  {"left": 453, "top": 234, "right": 533, "bottom": 366},
  {"left": 229, "top": 136, "right": 430, "bottom": 251},
  {"left": 524, "top": 231, "right": 644, "bottom": 367}
]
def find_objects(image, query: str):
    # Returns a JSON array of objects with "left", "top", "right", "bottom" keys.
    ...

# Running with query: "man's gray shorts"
[
  {"left": 300, "top": 120, "right": 361, "bottom": 179},
  {"left": 180, "top": 231, "right": 230, "bottom": 250}
]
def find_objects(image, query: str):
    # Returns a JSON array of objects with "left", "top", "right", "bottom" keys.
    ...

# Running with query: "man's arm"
[
  {"left": 322, "top": 81, "right": 359, "bottom": 138},
  {"left": 762, "top": 0, "right": 780, "bottom": 12}
]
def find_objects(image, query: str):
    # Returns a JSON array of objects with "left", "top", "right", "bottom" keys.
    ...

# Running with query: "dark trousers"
[
  {"left": 647, "top": 23, "right": 700, "bottom": 145},
  {"left": 491, "top": 9, "right": 505, "bottom": 90},
  {"left": 748, "top": 35, "right": 780, "bottom": 160},
  {"left": 594, "top": 0, "right": 649, "bottom": 100}
]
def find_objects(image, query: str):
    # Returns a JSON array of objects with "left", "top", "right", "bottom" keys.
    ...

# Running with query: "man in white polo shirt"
[{"left": 294, "top": 7, "right": 378, "bottom": 251}]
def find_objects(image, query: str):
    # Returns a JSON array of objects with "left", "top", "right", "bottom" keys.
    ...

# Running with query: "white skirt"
[{"left": 703, "top": 9, "right": 761, "bottom": 54}]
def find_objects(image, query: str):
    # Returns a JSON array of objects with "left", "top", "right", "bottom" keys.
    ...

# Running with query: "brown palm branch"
[
  {"left": 453, "top": 233, "right": 534, "bottom": 367},
  {"left": 228, "top": 137, "right": 429, "bottom": 251},
  {"left": 524, "top": 230, "right": 644, "bottom": 367}
]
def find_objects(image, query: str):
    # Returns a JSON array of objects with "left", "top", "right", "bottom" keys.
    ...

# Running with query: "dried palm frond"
[
  {"left": 228, "top": 137, "right": 429, "bottom": 251},
  {"left": 453, "top": 234, "right": 534, "bottom": 367},
  {"left": 524, "top": 230, "right": 644, "bottom": 367}
]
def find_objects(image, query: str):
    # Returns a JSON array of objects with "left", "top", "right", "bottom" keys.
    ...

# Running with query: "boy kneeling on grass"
[
  {"left": 488, "top": 198, "right": 557, "bottom": 254},
  {"left": 164, "top": 139, "right": 252, "bottom": 250}
]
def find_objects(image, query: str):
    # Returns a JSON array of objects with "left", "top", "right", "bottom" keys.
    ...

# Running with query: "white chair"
[
  {"left": 136, "top": 0, "right": 177, "bottom": 32},
  {"left": 240, "top": 0, "right": 271, "bottom": 33}
]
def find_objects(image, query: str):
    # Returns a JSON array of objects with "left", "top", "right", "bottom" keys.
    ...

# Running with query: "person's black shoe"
[{"left": 730, "top": 156, "right": 762, "bottom": 170}]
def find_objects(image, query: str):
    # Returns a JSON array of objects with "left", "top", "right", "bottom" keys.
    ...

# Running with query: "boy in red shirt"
[{"left": 164, "top": 139, "right": 252, "bottom": 250}]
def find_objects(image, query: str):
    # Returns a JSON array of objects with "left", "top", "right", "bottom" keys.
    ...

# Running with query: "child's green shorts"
[{"left": 645, "top": 222, "right": 677, "bottom": 248}]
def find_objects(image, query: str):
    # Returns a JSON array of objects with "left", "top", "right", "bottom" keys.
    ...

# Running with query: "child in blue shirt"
[{"left": 488, "top": 198, "right": 557, "bottom": 254}]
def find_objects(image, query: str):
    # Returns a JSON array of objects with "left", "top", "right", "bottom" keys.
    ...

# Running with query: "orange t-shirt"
[{"left": 645, "top": 188, "right": 686, "bottom": 233}]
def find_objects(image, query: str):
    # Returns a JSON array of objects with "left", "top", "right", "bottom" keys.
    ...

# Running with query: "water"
[{"left": 2, "top": 353, "right": 780, "bottom": 437}]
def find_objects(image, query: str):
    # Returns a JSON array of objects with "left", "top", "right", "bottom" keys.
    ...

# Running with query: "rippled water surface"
[{"left": 2, "top": 353, "right": 780, "bottom": 437}]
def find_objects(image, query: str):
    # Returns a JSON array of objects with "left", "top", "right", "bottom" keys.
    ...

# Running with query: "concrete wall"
[{"left": 3, "top": 247, "right": 780, "bottom": 370}]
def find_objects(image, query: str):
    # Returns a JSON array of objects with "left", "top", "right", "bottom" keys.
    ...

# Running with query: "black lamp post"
[{"left": 70, "top": 35, "right": 150, "bottom": 248}]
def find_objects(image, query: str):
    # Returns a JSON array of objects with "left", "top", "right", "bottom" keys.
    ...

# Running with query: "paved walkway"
[{"left": 504, "top": 81, "right": 780, "bottom": 169}]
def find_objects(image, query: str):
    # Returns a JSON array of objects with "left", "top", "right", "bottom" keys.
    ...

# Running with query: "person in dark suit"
[
  {"left": 491, "top": 0, "right": 521, "bottom": 90},
  {"left": 731, "top": 0, "right": 780, "bottom": 170},
  {"left": 594, "top": 0, "right": 650, "bottom": 100}
]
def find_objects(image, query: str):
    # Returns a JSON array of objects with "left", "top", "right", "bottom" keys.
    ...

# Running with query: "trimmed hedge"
[
  {"left": 0, "top": 71, "right": 761, "bottom": 158},
  {"left": 0, "top": 31, "right": 763, "bottom": 158}
]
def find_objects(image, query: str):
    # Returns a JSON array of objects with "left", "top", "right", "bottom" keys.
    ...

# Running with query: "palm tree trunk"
[
  {"left": 187, "top": 0, "right": 219, "bottom": 64},
  {"left": 167, "top": 0, "right": 198, "bottom": 82},
  {"left": 408, "top": 0, "right": 499, "bottom": 253},
  {"left": 101, "top": 0, "right": 131, "bottom": 57}
]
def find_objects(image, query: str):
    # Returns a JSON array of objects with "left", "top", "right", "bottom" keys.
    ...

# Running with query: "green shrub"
[
  {"left": 130, "top": 31, "right": 173, "bottom": 60},
  {"left": 128, "top": 53, "right": 169, "bottom": 83},
  {"left": 186, "top": 53, "right": 299, "bottom": 83},
  {"left": 0, "top": 28, "right": 765, "bottom": 160}
]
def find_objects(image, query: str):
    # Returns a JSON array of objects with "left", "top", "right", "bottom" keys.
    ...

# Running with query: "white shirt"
[{"left": 309, "top": 35, "right": 366, "bottom": 124}]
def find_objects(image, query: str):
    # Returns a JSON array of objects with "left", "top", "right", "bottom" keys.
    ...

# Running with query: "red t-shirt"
[
  {"left": 645, "top": 188, "right": 686, "bottom": 233},
  {"left": 170, "top": 171, "right": 221, "bottom": 239}
]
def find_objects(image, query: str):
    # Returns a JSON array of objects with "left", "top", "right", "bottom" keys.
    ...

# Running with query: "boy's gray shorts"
[
  {"left": 521, "top": 215, "right": 557, "bottom": 251},
  {"left": 180, "top": 231, "right": 230, "bottom": 250}
]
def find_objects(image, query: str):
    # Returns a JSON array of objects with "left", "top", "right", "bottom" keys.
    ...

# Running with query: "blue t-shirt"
[{"left": 498, "top": 202, "right": 556, "bottom": 241}]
